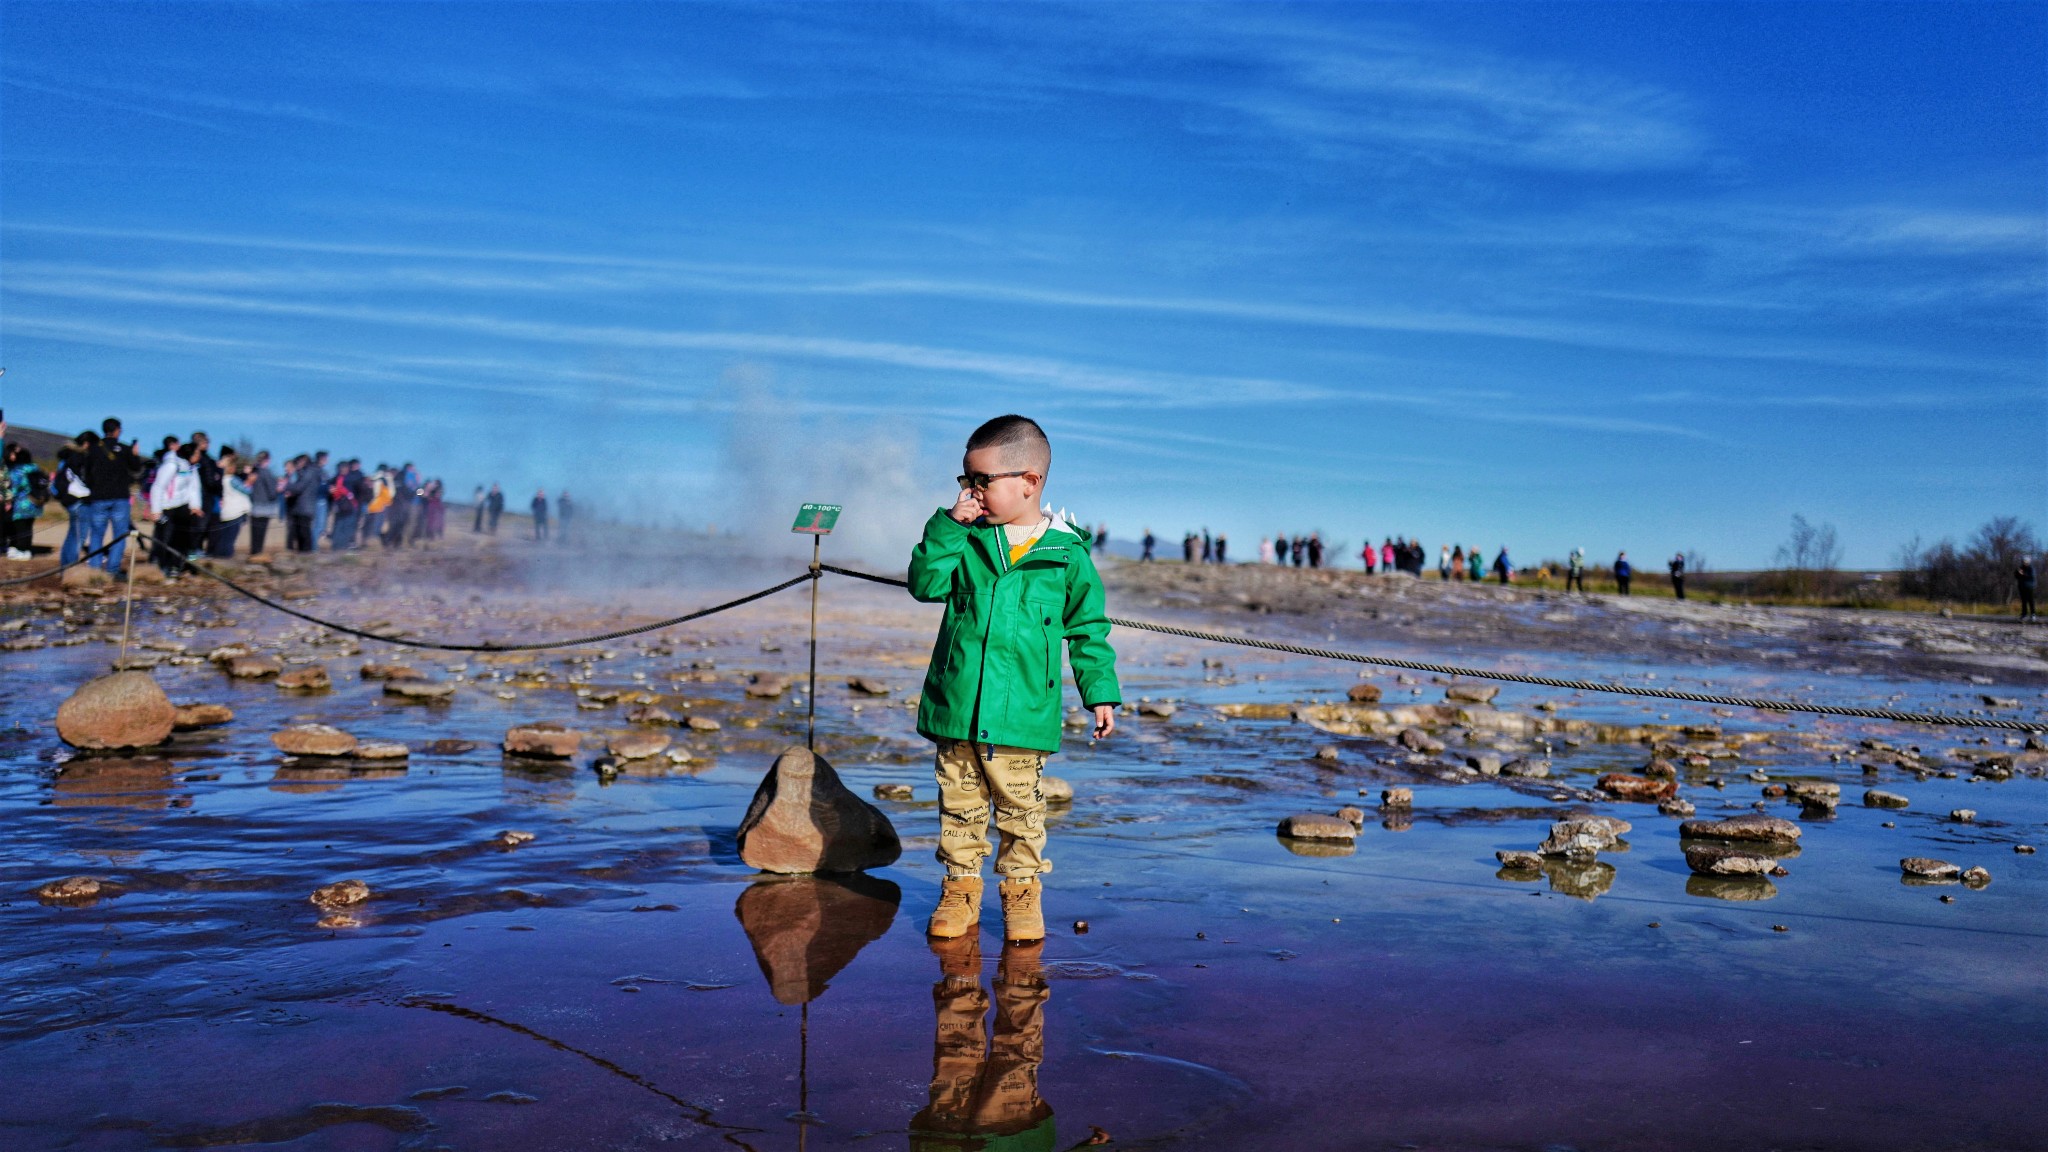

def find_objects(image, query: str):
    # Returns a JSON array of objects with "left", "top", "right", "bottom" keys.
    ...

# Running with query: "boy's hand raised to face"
[
  {"left": 949, "top": 488, "right": 985, "bottom": 525},
  {"left": 1092, "top": 705, "right": 1116, "bottom": 740}
]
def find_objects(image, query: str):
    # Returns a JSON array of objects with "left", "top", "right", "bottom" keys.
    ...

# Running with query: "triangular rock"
[
  {"left": 734, "top": 873, "right": 901, "bottom": 1004},
  {"left": 56, "top": 672, "right": 175, "bottom": 750},
  {"left": 736, "top": 746, "right": 901, "bottom": 874}
]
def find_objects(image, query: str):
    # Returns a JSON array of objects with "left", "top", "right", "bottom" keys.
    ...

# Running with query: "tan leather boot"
[
  {"left": 927, "top": 875, "right": 983, "bottom": 938},
  {"left": 998, "top": 878, "right": 1044, "bottom": 944}
]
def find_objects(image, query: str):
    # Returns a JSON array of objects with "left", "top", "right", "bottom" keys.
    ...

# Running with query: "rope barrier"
[
  {"left": 132, "top": 533, "right": 815, "bottom": 652},
  {"left": 818, "top": 563, "right": 2046, "bottom": 734},
  {"left": 0, "top": 534, "right": 123, "bottom": 587}
]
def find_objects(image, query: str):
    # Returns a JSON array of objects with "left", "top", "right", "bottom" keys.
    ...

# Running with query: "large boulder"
[
  {"left": 56, "top": 672, "right": 176, "bottom": 750},
  {"left": 736, "top": 746, "right": 901, "bottom": 874},
  {"left": 733, "top": 874, "right": 901, "bottom": 1005}
]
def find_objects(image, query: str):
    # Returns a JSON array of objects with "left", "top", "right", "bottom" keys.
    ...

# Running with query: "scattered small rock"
[
  {"left": 1495, "top": 850, "right": 1542, "bottom": 871},
  {"left": 171, "top": 703, "right": 235, "bottom": 730},
  {"left": 1643, "top": 758, "right": 1677, "bottom": 779},
  {"left": 495, "top": 830, "right": 535, "bottom": 847},
  {"left": 1380, "top": 787, "right": 1412, "bottom": 809},
  {"left": 1900, "top": 857, "right": 1959, "bottom": 880},
  {"left": 227, "top": 655, "right": 283, "bottom": 679},
  {"left": 1657, "top": 797, "right": 1697, "bottom": 817},
  {"left": 847, "top": 677, "right": 890, "bottom": 696},
  {"left": 1962, "top": 866, "right": 1991, "bottom": 888},
  {"left": 1072, "top": 920, "right": 1089, "bottom": 934},
  {"left": 873, "top": 783, "right": 915, "bottom": 801},
  {"left": 1949, "top": 808, "right": 1976, "bottom": 823},
  {"left": 1314, "top": 745, "right": 1341, "bottom": 762},
  {"left": 504, "top": 723, "right": 582, "bottom": 759},
  {"left": 310, "top": 879, "right": 371, "bottom": 909},
  {"left": 384, "top": 679, "right": 455, "bottom": 701},
  {"left": 1397, "top": 728, "right": 1443, "bottom": 754},
  {"left": 425, "top": 739, "right": 477, "bottom": 754},
  {"left": 1979, "top": 695, "right": 2020, "bottom": 709},
  {"left": 745, "top": 674, "right": 790, "bottom": 699},
  {"left": 1598, "top": 773, "right": 1677, "bottom": 801},
  {"left": 1041, "top": 775, "right": 1074, "bottom": 804},
  {"left": 608, "top": 731, "right": 671, "bottom": 760},
  {"left": 1345, "top": 682, "right": 1382, "bottom": 704},
  {"left": 360, "top": 662, "right": 426, "bottom": 681},
  {"left": 1680, "top": 813, "right": 1802, "bottom": 842},
  {"left": 1864, "top": 789, "right": 1910, "bottom": 809},
  {"left": 276, "top": 666, "right": 332, "bottom": 691},
  {"left": 1466, "top": 752, "right": 1502, "bottom": 775},
  {"left": 354, "top": 741, "right": 410, "bottom": 760},
  {"left": 625, "top": 704, "right": 679, "bottom": 726},
  {"left": 1278, "top": 813, "right": 1356, "bottom": 840},
  {"left": 1683, "top": 844, "right": 1775, "bottom": 876},
  {"left": 272, "top": 724, "right": 359, "bottom": 757},
  {"left": 37, "top": 876, "right": 103, "bottom": 902},
  {"left": 1138, "top": 701, "right": 1177, "bottom": 719},
  {"left": 685, "top": 715, "right": 722, "bottom": 732},
  {"left": 1335, "top": 805, "right": 1365, "bottom": 828},
  {"left": 1444, "top": 684, "right": 1500, "bottom": 704},
  {"left": 2017, "top": 845, "right": 2037, "bottom": 854}
]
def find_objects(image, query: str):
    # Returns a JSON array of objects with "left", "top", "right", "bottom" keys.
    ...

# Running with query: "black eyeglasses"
[{"left": 957, "top": 469, "right": 1034, "bottom": 491}]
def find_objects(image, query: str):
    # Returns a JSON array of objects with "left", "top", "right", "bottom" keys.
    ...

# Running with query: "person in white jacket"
[{"left": 149, "top": 442, "right": 203, "bottom": 576}]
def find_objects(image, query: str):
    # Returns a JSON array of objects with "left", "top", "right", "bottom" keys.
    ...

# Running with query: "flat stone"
[
  {"left": 1501, "top": 758, "right": 1548, "bottom": 778},
  {"left": 1346, "top": 682, "right": 1383, "bottom": 704},
  {"left": 744, "top": 674, "right": 790, "bottom": 699},
  {"left": 37, "top": 876, "right": 104, "bottom": 902},
  {"left": 1335, "top": 805, "right": 1366, "bottom": 827},
  {"left": 172, "top": 703, "right": 235, "bottom": 730},
  {"left": 309, "top": 879, "right": 370, "bottom": 909},
  {"left": 1398, "top": 728, "right": 1444, "bottom": 754},
  {"left": 1658, "top": 797, "right": 1697, "bottom": 817},
  {"left": 496, "top": 829, "right": 535, "bottom": 847},
  {"left": 272, "top": 724, "right": 359, "bottom": 757},
  {"left": 1786, "top": 781, "right": 1841, "bottom": 802},
  {"left": 685, "top": 715, "right": 722, "bottom": 732},
  {"left": 354, "top": 741, "right": 411, "bottom": 760},
  {"left": 1278, "top": 813, "right": 1356, "bottom": 840},
  {"left": 847, "top": 677, "right": 891, "bottom": 696},
  {"left": 1444, "top": 684, "right": 1500, "bottom": 704},
  {"left": 1680, "top": 813, "right": 1802, "bottom": 842},
  {"left": 608, "top": 731, "right": 671, "bottom": 760},
  {"left": 1864, "top": 789, "right": 1910, "bottom": 809},
  {"left": 1138, "top": 701, "right": 1177, "bottom": 718},
  {"left": 504, "top": 723, "right": 582, "bottom": 759},
  {"left": 227, "top": 655, "right": 283, "bottom": 679},
  {"left": 1495, "top": 850, "right": 1543, "bottom": 870},
  {"left": 57, "top": 672, "right": 177, "bottom": 750},
  {"left": 1041, "top": 775, "right": 1074, "bottom": 804},
  {"left": 424, "top": 739, "right": 477, "bottom": 754},
  {"left": 276, "top": 666, "right": 332, "bottom": 691},
  {"left": 625, "top": 704, "right": 679, "bottom": 726},
  {"left": 1380, "top": 787, "right": 1413, "bottom": 808},
  {"left": 873, "top": 783, "right": 915, "bottom": 801},
  {"left": 1598, "top": 773, "right": 1678, "bottom": 801},
  {"left": 1962, "top": 866, "right": 1991, "bottom": 888},
  {"left": 384, "top": 679, "right": 455, "bottom": 701},
  {"left": 1684, "top": 844, "right": 1775, "bottom": 876},
  {"left": 1466, "top": 752, "right": 1503, "bottom": 775},
  {"left": 736, "top": 746, "right": 901, "bottom": 874},
  {"left": 207, "top": 643, "right": 256, "bottom": 664},
  {"left": 1900, "top": 857, "right": 1959, "bottom": 880},
  {"left": 360, "top": 662, "right": 426, "bottom": 681}
]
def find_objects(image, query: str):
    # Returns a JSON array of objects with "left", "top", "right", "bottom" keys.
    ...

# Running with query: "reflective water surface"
[{"left": 3, "top": 559, "right": 2045, "bottom": 1150}]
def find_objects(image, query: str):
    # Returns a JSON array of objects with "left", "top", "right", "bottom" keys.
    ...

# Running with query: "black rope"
[
  {"left": 818, "top": 563, "right": 2045, "bottom": 734},
  {"left": 0, "top": 534, "right": 123, "bottom": 587},
  {"left": 135, "top": 533, "right": 815, "bottom": 652}
]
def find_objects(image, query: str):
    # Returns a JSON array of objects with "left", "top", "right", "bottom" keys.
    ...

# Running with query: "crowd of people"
[{"left": 0, "top": 413, "right": 513, "bottom": 581}]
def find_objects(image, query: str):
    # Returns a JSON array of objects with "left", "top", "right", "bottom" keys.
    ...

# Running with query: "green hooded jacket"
[{"left": 910, "top": 509, "right": 1121, "bottom": 754}]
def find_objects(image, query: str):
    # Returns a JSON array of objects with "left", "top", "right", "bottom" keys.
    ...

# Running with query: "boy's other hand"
[
  {"left": 949, "top": 488, "right": 984, "bottom": 524},
  {"left": 1092, "top": 705, "right": 1116, "bottom": 740}
]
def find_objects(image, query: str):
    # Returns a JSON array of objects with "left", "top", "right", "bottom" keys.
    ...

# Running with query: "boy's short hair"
[{"left": 965, "top": 414, "right": 1051, "bottom": 470}]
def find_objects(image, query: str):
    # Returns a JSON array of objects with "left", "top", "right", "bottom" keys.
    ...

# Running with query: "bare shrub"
[{"left": 1898, "top": 517, "right": 2040, "bottom": 606}]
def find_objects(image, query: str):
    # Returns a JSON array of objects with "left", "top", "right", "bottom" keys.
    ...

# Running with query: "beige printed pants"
[{"left": 933, "top": 740, "right": 1049, "bottom": 879}]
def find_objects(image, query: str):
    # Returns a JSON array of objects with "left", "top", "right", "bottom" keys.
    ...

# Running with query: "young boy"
[{"left": 909, "top": 415, "right": 1120, "bottom": 944}]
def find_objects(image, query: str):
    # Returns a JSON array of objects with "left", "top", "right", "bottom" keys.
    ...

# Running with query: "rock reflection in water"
[
  {"left": 1686, "top": 875, "right": 1780, "bottom": 901},
  {"left": 270, "top": 763, "right": 407, "bottom": 794},
  {"left": 52, "top": 757, "right": 179, "bottom": 810},
  {"left": 912, "top": 937, "right": 1054, "bottom": 1151},
  {"left": 1541, "top": 858, "right": 1615, "bottom": 900},
  {"left": 733, "top": 873, "right": 901, "bottom": 1005},
  {"left": 1280, "top": 837, "right": 1356, "bottom": 859}
]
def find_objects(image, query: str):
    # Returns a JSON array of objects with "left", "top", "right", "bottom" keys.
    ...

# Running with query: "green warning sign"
[{"left": 791, "top": 503, "right": 842, "bottom": 534}]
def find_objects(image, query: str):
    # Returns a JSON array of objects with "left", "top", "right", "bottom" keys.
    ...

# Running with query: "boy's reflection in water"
[{"left": 911, "top": 937, "right": 1055, "bottom": 1151}]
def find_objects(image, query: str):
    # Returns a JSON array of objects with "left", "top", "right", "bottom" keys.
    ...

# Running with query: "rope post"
[
  {"left": 117, "top": 527, "right": 139, "bottom": 668},
  {"left": 807, "top": 534, "right": 821, "bottom": 751}
]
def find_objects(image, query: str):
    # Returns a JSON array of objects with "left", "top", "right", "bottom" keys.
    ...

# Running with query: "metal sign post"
[{"left": 791, "top": 504, "right": 842, "bottom": 750}]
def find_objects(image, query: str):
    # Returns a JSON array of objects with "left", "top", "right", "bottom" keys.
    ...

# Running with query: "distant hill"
[{"left": 3, "top": 423, "right": 77, "bottom": 464}]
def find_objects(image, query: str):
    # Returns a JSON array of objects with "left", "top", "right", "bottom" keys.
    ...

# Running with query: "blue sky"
[{"left": 2, "top": 2, "right": 2041, "bottom": 567}]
